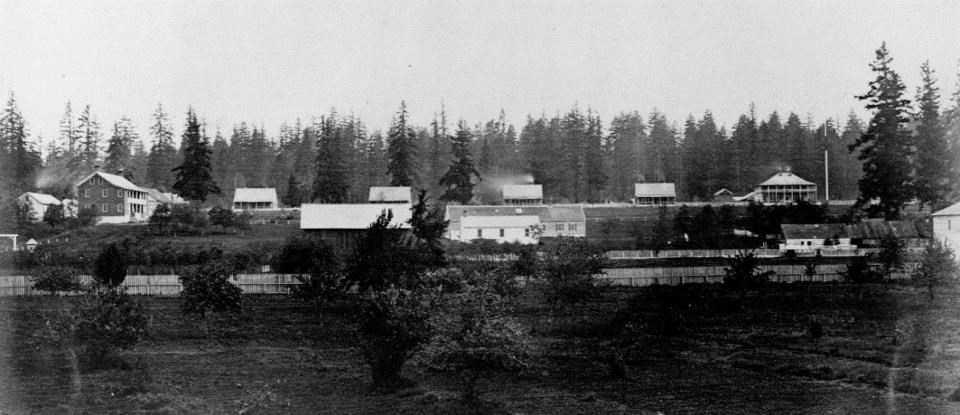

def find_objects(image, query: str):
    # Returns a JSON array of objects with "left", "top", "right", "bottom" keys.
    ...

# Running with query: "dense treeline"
[{"left": 0, "top": 45, "right": 957, "bottom": 220}]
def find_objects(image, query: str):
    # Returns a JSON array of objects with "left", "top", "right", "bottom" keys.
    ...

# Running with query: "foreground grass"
[{"left": 2, "top": 283, "right": 960, "bottom": 414}]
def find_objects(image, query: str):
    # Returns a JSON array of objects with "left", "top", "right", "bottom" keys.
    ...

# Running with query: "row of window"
[
  {"left": 87, "top": 203, "right": 124, "bottom": 213},
  {"left": 84, "top": 188, "right": 126, "bottom": 198},
  {"left": 554, "top": 223, "right": 578, "bottom": 232},
  {"left": 477, "top": 228, "right": 533, "bottom": 238}
]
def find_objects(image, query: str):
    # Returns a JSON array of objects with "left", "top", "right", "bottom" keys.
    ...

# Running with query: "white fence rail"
[
  {"left": 605, "top": 248, "right": 886, "bottom": 260},
  {"left": 0, "top": 274, "right": 303, "bottom": 297}
]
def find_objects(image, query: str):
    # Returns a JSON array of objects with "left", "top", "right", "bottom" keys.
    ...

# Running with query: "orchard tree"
[
  {"left": 172, "top": 108, "right": 220, "bottom": 203},
  {"left": 439, "top": 120, "right": 481, "bottom": 204},
  {"left": 850, "top": 43, "right": 915, "bottom": 220},
  {"left": 93, "top": 242, "right": 129, "bottom": 288},
  {"left": 386, "top": 101, "right": 419, "bottom": 186}
]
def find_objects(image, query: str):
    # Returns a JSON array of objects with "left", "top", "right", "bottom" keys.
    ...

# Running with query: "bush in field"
[
  {"left": 359, "top": 288, "right": 434, "bottom": 390},
  {"left": 74, "top": 206, "right": 99, "bottom": 227},
  {"left": 40, "top": 290, "right": 148, "bottom": 372},
  {"left": 179, "top": 260, "right": 242, "bottom": 335},
  {"left": 537, "top": 239, "right": 607, "bottom": 311},
  {"left": 913, "top": 239, "right": 959, "bottom": 299},
  {"left": 878, "top": 235, "right": 905, "bottom": 278},
  {"left": 424, "top": 284, "right": 529, "bottom": 403},
  {"left": 148, "top": 203, "right": 172, "bottom": 232},
  {"left": 32, "top": 266, "right": 83, "bottom": 295},
  {"left": 843, "top": 255, "right": 884, "bottom": 283},
  {"left": 207, "top": 206, "right": 235, "bottom": 230},
  {"left": 42, "top": 204, "right": 67, "bottom": 228},
  {"left": 93, "top": 242, "right": 129, "bottom": 288},
  {"left": 723, "top": 251, "right": 774, "bottom": 291}
]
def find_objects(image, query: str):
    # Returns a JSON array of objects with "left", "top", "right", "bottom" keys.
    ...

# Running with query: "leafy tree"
[
  {"left": 148, "top": 203, "right": 172, "bottom": 233},
  {"left": 42, "top": 203, "right": 67, "bottom": 228},
  {"left": 878, "top": 235, "right": 905, "bottom": 278},
  {"left": 93, "top": 242, "right": 129, "bottom": 288},
  {"left": 538, "top": 239, "right": 607, "bottom": 311},
  {"left": 75, "top": 206, "right": 98, "bottom": 227},
  {"left": 913, "top": 61, "right": 952, "bottom": 208},
  {"left": 359, "top": 287, "right": 433, "bottom": 389},
  {"left": 386, "top": 101, "right": 419, "bottom": 186},
  {"left": 439, "top": 120, "right": 481, "bottom": 204},
  {"left": 913, "top": 238, "right": 959, "bottom": 299},
  {"left": 843, "top": 254, "right": 883, "bottom": 283},
  {"left": 850, "top": 43, "right": 915, "bottom": 219},
  {"left": 723, "top": 251, "right": 774, "bottom": 292},
  {"left": 172, "top": 108, "right": 220, "bottom": 203},
  {"left": 424, "top": 283, "right": 529, "bottom": 403},
  {"left": 179, "top": 260, "right": 243, "bottom": 336},
  {"left": 32, "top": 266, "right": 83, "bottom": 295}
]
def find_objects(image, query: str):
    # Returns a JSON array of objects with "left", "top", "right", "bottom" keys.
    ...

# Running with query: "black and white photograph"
[{"left": 1, "top": 0, "right": 960, "bottom": 413}]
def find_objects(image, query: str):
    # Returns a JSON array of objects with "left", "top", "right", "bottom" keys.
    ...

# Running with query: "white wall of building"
[{"left": 933, "top": 215, "right": 960, "bottom": 261}]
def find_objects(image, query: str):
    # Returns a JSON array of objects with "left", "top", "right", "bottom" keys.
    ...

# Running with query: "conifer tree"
[
  {"left": 850, "top": 43, "right": 915, "bottom": 219},
  {"left": 0, "top": 92, "right": 41, "bottom": 197},
  {"left": 913, "top": 61, "right": 951, "bottom": 208},
  {"left": 386, "top": 101, "right": 419, "bottom": 187},
  {"left": 172, "top": 108, "right": 220, "bottom": 203},
  {"left": 312, "top": 114, "right": 350, "bottom": 202},
  {"left": 584, "top": 110, "right": 608, "bottom": 202},
  {"left": 607, "top": 112, "right": 643, "bottom": 201},
  {"left": 439, "top": 120, "right": 481, "bottom": 204},
  {"left": 76, "top": 104, "right": 102, "bottom": 171},
  {"left": 104, "top": 117, "right": 138, "bottom": 178},
  {"left": 147, "top": 103, "right": 177, "bottom": 190}
]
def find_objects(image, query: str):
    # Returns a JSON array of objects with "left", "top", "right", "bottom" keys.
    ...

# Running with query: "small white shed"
[{"left": 933, "top": 202, "right": 960, "bottom": 261}]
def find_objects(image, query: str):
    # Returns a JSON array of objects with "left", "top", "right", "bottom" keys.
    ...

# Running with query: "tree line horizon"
[{"left": 0, "top": 43, "right": 956, "bottom": 220}]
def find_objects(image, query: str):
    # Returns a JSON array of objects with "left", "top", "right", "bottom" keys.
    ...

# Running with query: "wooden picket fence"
[{"left": 0, "top": 274, "right": 303, "bottom": 296}]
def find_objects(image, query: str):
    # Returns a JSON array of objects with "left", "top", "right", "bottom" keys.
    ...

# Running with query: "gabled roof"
[
  {"left": 462, "top": 215, "right": 539, "bottom": 228},
  {"left": 933, "top": 201, "right": 960, "bottom": 217},
  {"left": 300, "top": 203, "right": 412, "bottom": 229},
  {"left": 144, "top": 188, "right": 175, "bottom": 204},
  {"left": 445, "top": 205, "right": 585, "bottom": 223},
  {"left": 759, "top": 172, "right": 815, "bottom": 187},
  {"left": 714, "top": 188, "right": 734, "bottom": 196},
  {"left": 233, "top": 188, "right": 278, "bottom": 203},
  {"left": 368, "top": 186, "right": 412, "bottom": 203},
  {"left": 635, "top": 183, "right": 676, "bottom": 198},
  {"left": 20, "top": 192, "right": 61, "bottom": 205},
  {"left": 502, "top": 184, "right": 543, "bottom": 200},
  {"left": 847, "top": 220, "right": 920, "bottom": 239},
  {"left": 781, "top": 223, "right": 848, "bottom": 240},
  {"left": 76, "top": 171, "right": 144, "bottom": 192}
]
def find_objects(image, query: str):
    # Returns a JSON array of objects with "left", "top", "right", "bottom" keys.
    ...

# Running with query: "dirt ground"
[{"left": 2, "top": 283, "right": 960, "bottom": 414}]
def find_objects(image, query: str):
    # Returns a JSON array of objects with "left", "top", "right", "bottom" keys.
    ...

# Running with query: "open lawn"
[
  {"left": 43, "top": 223, "right": 301, "bottom": 250},
  {"left": 2, "top": 283, "right": 960, "bottom": 414}
]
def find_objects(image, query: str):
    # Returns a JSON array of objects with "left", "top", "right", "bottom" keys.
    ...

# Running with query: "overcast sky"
[{"left": 2, "top": 0, "right": 959, "bottom": 147}]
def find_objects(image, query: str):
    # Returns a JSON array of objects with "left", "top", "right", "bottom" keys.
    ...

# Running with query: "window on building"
[
  {"left": 477, "top": 229, "right": 482, "bottom": 238},
  {"left": 555, "top": 223, "right": 563, "bottom": 232},
  {"left": 102, "top": 189, "right": 108, "bottom": 197},
  {"left": 101, "top": 204, "right": 108, "bottom": 213},
  {"left": 117, "top": 189, "right": 122, "bottom": 197},
  {"left": 499, "top": 229, "right": 504, "bottom": 237},
  {"left": 84, "top": 189, "right": 90, "bottom": 198},
  {"left": 524, "top": 228, "right": 530, "bottom": 237},
  {"left": 568, "top": 223, "right": 578, "bottom": 232},
  {"left": 116, "top": 204, "right": 122, "bottom": 213}
]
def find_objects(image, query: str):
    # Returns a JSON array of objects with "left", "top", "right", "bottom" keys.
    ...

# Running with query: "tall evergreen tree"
[
  {"left": 0, "top": 92, "right": 41, "bottom": 197},
  {"left": 607, "top": 112, "right": 644, "bottom": 201},
  {"left": 913, "top": 61, "right": 951, "bottom": 208},
  {"left": 439, "top": 120, "right": 481, "bottom": 204},
  {"left": 76, "top": 104, "right": 102, "bottom": 171},
  {"left": 850, "top": 43, "right": 915, "bottom": 219},
  {"left": 386, "top": 101, "right": 419, "bottom": 186},
  {"left": 312, "top": 114, "right": 350, "bottom": 202},
  {"left": 584, "top": 110, "right": 608, "bottom": 202},
  {"left": 147, "top": 103, "right": 177, "bottom": 189},
  {"left": 172, "top": 108, "right": 220, "bottom": 203},
  {"left": 104, "top": 117, "right": 138, "bottom": 178}
]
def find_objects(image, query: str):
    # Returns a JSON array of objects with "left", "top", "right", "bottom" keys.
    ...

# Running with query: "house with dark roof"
[
  {"left": 75, "top": 170, "right": 149, "bottom": 224},
  {"left": 847, "top": 219, "right": 926, "bottom": 248},
  {"left": 712, "top": 188, "right": 735, "bottom": 203},
  {"left": 634, "top": 183, "right": 676, "bottom": 205},
  {"left": 444, "top": 205, "right": 586, "bottom": 243},
  {"left": 779, "top": 223, "right": 854, "bottom": 252}
]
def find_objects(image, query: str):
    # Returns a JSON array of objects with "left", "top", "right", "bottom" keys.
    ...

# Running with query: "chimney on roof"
[
  {"left": 93, "top": 164, "right": 101, "bottom": 171},
  {"left": 117, "top": 168, "right": 124, "bottom": 176}
]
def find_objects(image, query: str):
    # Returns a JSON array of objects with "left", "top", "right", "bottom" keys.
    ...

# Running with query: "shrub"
[
  {"left": 843, "top": 255, "right": 884, "bottom": 283},
  {"left": 32, "top": 266, "right": 83, "bottom": 295},
  {"left": 179, "top": 260, "right": 242, "bottom": 335},
  {"left": 40, "top": 290, "right": 148, "bottom": 372},
  {"left": 424, "top": 284, "right": 529, "bottom": 403},
  {"left": 359, "top": 288, "right": 433, "bottom": 390},
  {"left": 291, "top": 271, "right": 349, "bottom": 315},
  {"left": 723, "top": 250, "right": 774, "bottom": 291},
  {"left": 913, "top": 239, "right": 959, "bottom": 299},
  {"left": 537, "top": 239, "right": 607, "bottom": 311},
  {"left": 93, "top": 242, "right": 129, "bottom": 288},
  {"left": 43, "top": 204, "right": 67, "bottom": 228},
  {"left": 273, "top": 234, "right": 340, "bottom": 274},
  {"left": 878, "top": 235, "right": 905, "bottom": 278},
  {"left": 74, "top": 206, "right": 99, "bottom": 227},
  {"left": 207, "top": 206, "right": 236, "bottom": 230}
]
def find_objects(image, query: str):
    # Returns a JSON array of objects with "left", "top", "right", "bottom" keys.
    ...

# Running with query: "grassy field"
[
  {"left": 3, "top": 282, "right": 960, "bottom": 414},
  {"left": 43, "top": 223, "right": 301, "bottom": 249}
]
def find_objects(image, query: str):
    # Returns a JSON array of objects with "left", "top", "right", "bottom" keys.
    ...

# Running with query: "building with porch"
[
  {"left": 368, "top": 186, "right": 412, "bottom": 204},
  {"left": 634, "top": 183, "right": 676, "bottom": 205},
  {"left": 75, "top": 170, "right": 149, "bottom": 224},
  {"left": 502, "top": 184, "right": 543, "bottom": 205},
  {"left": 233, "top": 188, "right": 279, "bottom": 211}
]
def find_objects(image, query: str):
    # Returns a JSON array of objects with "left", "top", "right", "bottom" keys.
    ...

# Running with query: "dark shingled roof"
[
  {"left": 847, "top": 220, "right": 920, "bottom": 239},
  {"left": 781, "top": 223, "right": 848, "bottom": 240}
]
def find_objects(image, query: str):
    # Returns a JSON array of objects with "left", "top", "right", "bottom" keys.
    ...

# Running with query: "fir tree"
[
  {"left": 913, "top": 61, "right": 951, "bottom": 208},
  {"left": 104, "top": 117, "right": 138, "bottom": 178},
  {"left": 439, "top": 120, "right": 481, "bottom": 204},
  {"left": 312, "top": 114, "right": 350, "bottom": 203},
  {"left": 607, "top": 112, "right": 643, "bottom": 201},
  {"left": 0, "top": 92, "right": 41, "bottom": 196},
  {"left": 386, "top": 101, "right": 419, "bottom": 187},
  {"left": 147, "top": 103, "right": 177, "bottom": 190},
  {"left": 850, "top": 43, "right": 915, "bottom": 219},
  {"left": 172, "top": 108, "right": 220, "bottom": 203},
  {"left": 76, "top": 104, "right": 102, "bottom": 171},
  {"left": 584, "top": 110, "right": 608, "bottom": 202}
]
